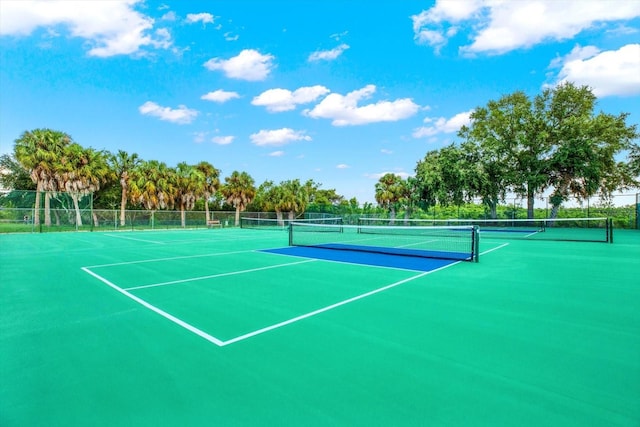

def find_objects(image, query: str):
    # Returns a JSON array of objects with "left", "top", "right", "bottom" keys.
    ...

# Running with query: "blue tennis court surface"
[{"left": 261, "top": 246, "right": 459, "bottom": 271}]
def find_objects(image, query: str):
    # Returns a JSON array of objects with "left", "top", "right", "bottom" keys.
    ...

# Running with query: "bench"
[{"left": 207, "top": 219, "right": 221, "bottom": 228}]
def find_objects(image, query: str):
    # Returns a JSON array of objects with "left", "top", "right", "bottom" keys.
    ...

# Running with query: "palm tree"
[
  {"left": 13, "top": 129, "right": 72, "bottom": 226},
  {"left": 175, "top": 162, "right": 205, "bottom": 228},
  {"left": 375, "top": 173, "right": 405, "bottom": 224},
  {"left": 110, "top": 150, "right": 140, "bottom": 226},
  {"left": 195, "top": 161, "right": 220, "bottom": 223},
  {"left": 277, "top": 179, "right": 309, "bottom": 221},
  {"left": 57, "top": 144, "right": 110, "bottom": 226},
  {"left": 220, "top": 171, "right": 256, "bottom": 226},
  {"left": 129, "top": 160, "right": 177, "bottom": 227}
]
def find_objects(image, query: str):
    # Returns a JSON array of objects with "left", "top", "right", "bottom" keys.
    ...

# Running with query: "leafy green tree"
[
  {"left": 539, "top": 83, "right": 639, "bottom": 217},
  {"left": 220, "top": 171, "right": 256, "bottom": 226},
  {"left": 13, "top": 129, "right": 72, "bottom": 226},
  {"left": 414, "top": 150, "right": 443, "bottom": 211},
  {"left": 0, "top": 153, "right": 35, "bottom": 191},
  {"left": 109, "top": 150, "right": 141, "bottom": 226},
  {"left": 459, "top": 92, "right": 539, "bottom": 218}
]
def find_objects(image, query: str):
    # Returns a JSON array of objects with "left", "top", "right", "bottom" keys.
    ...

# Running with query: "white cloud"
[
  {"left": 250, "top": 128, "right": 311, "bottom": 147},
  {"left": 308, "top": 43, "right": 350, "bottom": 61},
  {"left": 224, "top": 32, "right": 239, "bottom": 41},
  {"left": 269, "top": 151, "right": 285, "bottom": 157},
  {"left": 304, "top": 85, "right": 419, "bottom": 126},
  {"left": 204, "top": 49, "right": 274, "bottom": 81},
  {"left": 0, "top": 0, "right": 173, "bottom": 57},
  {"left": 547, "top": 44, "right": 640, "bottom": 97},
  {"left": 212, "top": 136, "right": 234, "bottom": 145},
  {"left": 381, "top": 149, "right": 393, "bottom": 155},
  {"left": 412, "top": 0, "right": 640, "bottom": 55},
  {"left": 336, "top": 164, "right": 350, "bottom": 169},
  {"left": 413, "top": 110, "right": 473, "bottom": 138},
  {"left": 252, "top": 85, "right": 330, "bottom": 112},
  {"left": 185, "top": 13, "right": 215, "bottom": 25},
  {"left": 139, "top": 101, "right": 198, "bottom": 124},
  {"left": 201, "top": 90, "right": 240, "bottom": 103},
  {"left": 161, "top": 11, "right": 177, "bottom": 22}
]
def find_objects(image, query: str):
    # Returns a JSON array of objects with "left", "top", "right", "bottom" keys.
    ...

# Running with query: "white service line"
[
  {"left": 81, "top": 267, "right": 225, "bottom": 347},
  {"left": 124, "top": 259, "right": 318, "bottom": 291},
  {"left": 222, "top": 262, "right": 459, "bottom": 346}
]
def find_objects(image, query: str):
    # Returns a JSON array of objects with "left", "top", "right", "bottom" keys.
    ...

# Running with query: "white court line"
[
  {"left": 223, "top": 262, "right": 459, "bottom": 346},
  {"left": 124, "top": 259, "right": 317, "bottom": 291},
  {"left": 81, "top": 267, "right": 225, "bottom": 347},
  {"left": 82, "top": 242, "right": 503, "bottom": 347},
  {"left": 480, "top": 242, "right": 510, "bottom": 255},
  {"left": 103, "top": 233, "right": 165, "bottom": 244},
  {"left": 84, "top": 249, "right": 259, "bottom": 269}
]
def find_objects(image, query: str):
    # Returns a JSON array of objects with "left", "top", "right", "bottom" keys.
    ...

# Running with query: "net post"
[
  {"left": 608, "top": 218, "right": 614, "bottom": 243},
  {"left": 288, "top": 223, "right": 293, "bottom": 246},
  {"left": 473, "top": 226, "right": 480, "bottom": 262}
]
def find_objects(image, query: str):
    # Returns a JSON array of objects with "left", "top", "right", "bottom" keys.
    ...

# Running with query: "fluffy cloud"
[
  {"left": 336, "top": 164, "right": 350, "bottom": 169},
  {"left": 412, "top": 110, "right": 473, "bottom": 138},
  {"left": 412, "top": 0, "right": 640, "bottom": 55},
  {"left": 204, "top": 49, "right": 274, "bottom": 81},
  {"left": 138, "top": 101, "right": 198, "bottom": 124},
  {"left": 308, "top": 43, "right": 350, "bottom": 61},
  {"left": 250, "top": 128, "right": 311, "bottom": 147},
  {"left": 252, "top": 86, "right": 330, "bottom": 112},
  {"left": 0, "top": 0, "right": 172, "bottom": 57},
  {"left": 304, "top": 85, "right": 419, "bottom": 126},
  {"left": 201, "top": 90, "right": 241, "bottom": 103},
  {"left": 268, "top": 151, "right": 285, "bottom": 157},
  {"left": 185, "top": 13, "right": 215, "bottom": 25},
  {"left": 211, "top": 136, "right": 234, "bottom": 145},
  {"left": 547, "top": 44, "right": 640, "bottom": 97}
]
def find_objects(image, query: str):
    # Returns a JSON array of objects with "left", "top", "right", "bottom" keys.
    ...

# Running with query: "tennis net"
[
  {"left": 289, "top": 222, "right": 479, "bottom": 262},
  {"left": 358, "top": 217, "right": 612, "bottom": 243},
  {"left": 241, "top": 216, "right": 343, "bottom": 230}
]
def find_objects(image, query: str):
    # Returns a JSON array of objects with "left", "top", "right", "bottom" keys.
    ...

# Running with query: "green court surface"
[{"left": 1, "top": 227, "right": 639, "bottom": 426}]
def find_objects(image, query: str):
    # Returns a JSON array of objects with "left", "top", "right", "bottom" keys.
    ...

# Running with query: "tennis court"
[{"left": 1, "top": 224, "right": 639, "bottom": 426}]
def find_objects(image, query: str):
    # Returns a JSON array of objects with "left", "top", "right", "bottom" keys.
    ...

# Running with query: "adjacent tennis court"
[{"left": 1, "top": 224, "right": 639, "bottom": 426}]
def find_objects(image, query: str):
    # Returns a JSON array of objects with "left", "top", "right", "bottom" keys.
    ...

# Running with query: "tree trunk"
[
  {"left": 235, "top": 206, "right": 241, "bottom": 226},
  {"left": 34, "top": 182, "right": 42, "bottom": 226},
  {"left": 44, "top": 192, "right": 52, "bottom": 226},
  {"left": 276, "top": 210, "right": 283, "bottom": 227},
  {"left": 389, "top": 206, "right": 396, "bottom": 225},
  {"left": 72, "top": 193, "right": 83, "bottom": 227},
  {"left": 120, "top": 187, "right": 127, "bottom": 226},
  {"left": 181, "top": 206, "right": 186, "bottom": 228},
  {"left": 527, "top": 192, "right": 535, "bottom": 219},
  {"left": 204, "top": 199, "right": 210, "bottom": 224}
]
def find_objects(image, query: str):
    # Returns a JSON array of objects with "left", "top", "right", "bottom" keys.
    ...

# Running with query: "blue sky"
[{"left": 1, "top": 0, "right": 639, "bottom": 204}]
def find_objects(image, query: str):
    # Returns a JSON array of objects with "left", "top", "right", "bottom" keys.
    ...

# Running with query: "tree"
[
  {"left": 109, "top": 150, "right": 140, "bottom": 226},
  {"left": 277, "top": 179, "right": 309, "bottom": 221},
  {"left": 0, "top": 153, "right": 35, "bottom": 191},
  {"left": 458, "top": 91, "right": 541, "bottom": 218},
  {"left": 629, "top": 144, "right": 640, "bottom": 178},
  {"left": 220, "top": 171, "right": 256, "bottom": 226},
  {"left": 414, "top": 150, "right": 443, "bottom": 211},
  {"left": 174, "top": 162, "right": 205, "bottom": 228},
  {"left": 539, "top": 83, "right": 639, "bottom": 217},
  {"left": 195, "top": 161, "right": 220, "bottom": 223},
  {"left": 375, "top": 173, "right": 405, "bottom": 223},
  {"left": 13, "top": 129, "right": 72, "bottom": 226},
  {"left": 56, "top": 144, "right": 111, "bottom": 226},
  {"left": 129, "top": 160, "right": 176, "bottom": 213}
]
